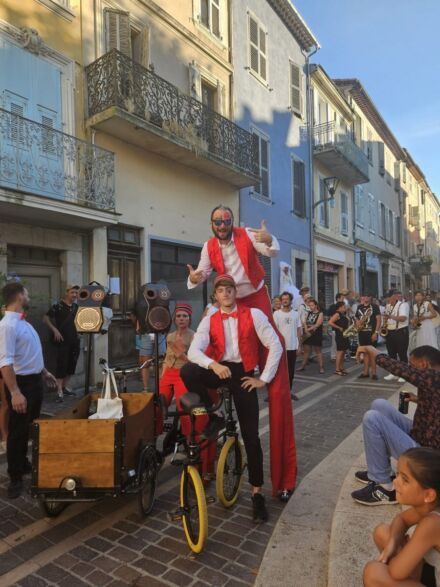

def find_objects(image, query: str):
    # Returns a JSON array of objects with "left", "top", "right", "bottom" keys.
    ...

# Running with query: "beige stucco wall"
[{"left": 95, "top": 132, "right": 238, "bottom": 279}]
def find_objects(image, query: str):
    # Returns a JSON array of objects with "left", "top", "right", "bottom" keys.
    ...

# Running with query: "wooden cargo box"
[{"left": 32, "top": 392, "right": 154, "bottom": 491}]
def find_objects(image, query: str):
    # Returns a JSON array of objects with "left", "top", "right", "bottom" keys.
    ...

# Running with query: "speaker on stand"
[{"left": 134, "top": 283, "right": 172, "bottom": 398}]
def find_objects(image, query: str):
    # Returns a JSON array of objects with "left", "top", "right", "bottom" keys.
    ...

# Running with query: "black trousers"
[
  {"left": 385, "top": 328, "right": 409, "bottom": 363},
  {"left": 180, "top": 362, "right": 264, "bottom": 487},
  {"left": 6, "top": 374, "right": 43, "bottom": 481},
  {"left": 286, "top": 350, "right": 297, "bottom": 389}
]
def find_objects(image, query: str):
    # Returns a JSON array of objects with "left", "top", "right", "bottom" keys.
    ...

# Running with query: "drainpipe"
[{"left": 304, "top": 46, "right": 319, "bottom": 293}]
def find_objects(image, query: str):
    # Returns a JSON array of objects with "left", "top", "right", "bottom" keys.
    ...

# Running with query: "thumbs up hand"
[
  {"left": 249, "top": 220, "right": 272, "bottom": 246},
  {"left": 187, "top": 264, "right": 204, "bottom": 285}
]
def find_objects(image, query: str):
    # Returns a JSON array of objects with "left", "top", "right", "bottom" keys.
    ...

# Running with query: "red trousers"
[
  {"left": 238, "top": 287, "right": 297, "bottom": 495},
  {"left": 159, "top": 367, "right": 216, "bottom": 475}
]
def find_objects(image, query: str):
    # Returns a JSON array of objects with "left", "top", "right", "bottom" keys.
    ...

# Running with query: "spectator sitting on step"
[
  {"left": 363, "top": 447, "right": 440, "bottom": 587},
  {"left": 350, "top": 345, "right": 440, "bottom": 506}
]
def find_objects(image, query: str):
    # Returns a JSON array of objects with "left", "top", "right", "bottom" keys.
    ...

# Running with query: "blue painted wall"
[{"left": 232, "top": 0, "right": 312, "bottom": 294}]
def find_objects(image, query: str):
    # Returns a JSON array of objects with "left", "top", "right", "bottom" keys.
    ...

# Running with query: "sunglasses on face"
[{"left": 212, "top": 218, "right": 232, "bottom": 227}]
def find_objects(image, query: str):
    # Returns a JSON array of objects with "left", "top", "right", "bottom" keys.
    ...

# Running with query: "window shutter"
[
  {"left": 259, "top": 26, "right": 266, "bottom": 80},
  {"left": 249, "top": 17, "right": 259, "bottom": 74},
  {"left": 293, "top": 158, "right": 305, "bottom": 216},
  {"left": 105, "top": 9, "right": 132, "bottom": 57},
  {"left": 340, "top": 192, "right": 349, "bottom": 236},
  {"left": 201, "top": 0, "right": 209, "bottom": 27},
  {"left": 355, "top": 185, "right": 364, "bottom": 226},
  {"left": 138, "top": 26, "right": 150, "bottom": 67},
  {"left": 216, "top": 80, "right": 225, "bottom": 115},
  {"left": 290, "top": 62, "right": 301, "bottom": 116},
  {"left": 378, "top": 142, "right": 385, "bottom": 175},
  {"left": 10, "top": 102, "right": 25, "bottom": 146},
  {"left": 189, "top": 61, "right": 202, "bottom": 100},
  {"left": 260, "top": 137, "right": 269, "bottom": 197},
  {"left": 211, "top": 0, "right": 220, "bottom": 37},
  {"left": 258, "top": 254, "right": 272, "bottom": 295},
  {"left": 41, "top": 114, "right": 56, "bottom": 155}
]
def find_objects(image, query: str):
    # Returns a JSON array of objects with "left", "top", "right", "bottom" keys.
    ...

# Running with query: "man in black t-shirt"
[
  {"left": 355, "top": 294, "right": 381, "bottom": 380},
  {"left": 327, "top": 293, "right": 344, "bottom": 361},
  {"left": 43, "top": 285, "right": 80, "bottom": 402}
]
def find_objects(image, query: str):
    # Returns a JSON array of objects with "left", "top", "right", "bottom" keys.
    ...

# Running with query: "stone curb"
[{"left": 255, "top": 387, "right": 405, "bottom": 587}]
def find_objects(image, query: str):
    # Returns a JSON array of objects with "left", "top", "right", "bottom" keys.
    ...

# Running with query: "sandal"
[
  {"left": 319, "top": 369, "right": 324, "bottom": 374},
  {"left": 334, "top": 370, "right": 344, "bottom": 376}
]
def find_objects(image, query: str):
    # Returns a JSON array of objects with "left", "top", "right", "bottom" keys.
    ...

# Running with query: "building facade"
[
  {"left": 310, "top": 65, "right": 369, "bottom": 308},
  {"left": 82, "top": 0, "right": 259, "bottom": 366},
  {"left": 0, "top": 0, "right": 117, "bottom": 383},
  {"left": 231, "top": 0, "right": 318, "bottom": 294},
  {"left": 334, "top": 79, "right": 405, "bottom": 298}
]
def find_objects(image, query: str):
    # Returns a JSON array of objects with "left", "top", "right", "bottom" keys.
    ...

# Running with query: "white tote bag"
[{"left": 89, "top": 369, "right": 123, "bottom": 420}]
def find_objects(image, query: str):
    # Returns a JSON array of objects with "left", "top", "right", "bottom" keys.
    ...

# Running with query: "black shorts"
[
  {"left": 55, "top": 340, "right": 80, "bottom": 378},
  {"left": 358, "top": 331, "right": 373, "bottom": 346},
  {"left": 335, "top": 335, "right": 349, "bottom": 352}
]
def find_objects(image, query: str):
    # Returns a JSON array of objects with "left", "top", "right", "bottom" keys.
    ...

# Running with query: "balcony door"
[{"left": 0, "top": 38, "right": 63, "bottom": 199}]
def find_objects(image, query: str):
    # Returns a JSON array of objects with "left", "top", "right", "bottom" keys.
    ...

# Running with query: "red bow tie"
[{"left": 221, "top": 311, "right": 238, "bottom": 320}]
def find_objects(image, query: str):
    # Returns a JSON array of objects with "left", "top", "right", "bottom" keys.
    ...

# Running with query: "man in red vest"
[
  {"left": 181, "top": 274, "right": 283, "bottom": 521},
  {"left": 187, "top": 205, "right": 297, "bottom": 500}
]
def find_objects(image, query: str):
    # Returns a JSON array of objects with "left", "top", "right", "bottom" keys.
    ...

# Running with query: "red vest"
[
  {"left": 207, "top": 227, "right": 265, "bottom": 290},
  {"left": 205, "top": 306, "right": 259, "bottom": 372}
]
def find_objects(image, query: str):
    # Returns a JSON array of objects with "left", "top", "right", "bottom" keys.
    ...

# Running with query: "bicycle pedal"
[
  {"left": 168, "top": 509, "right": 183, "bottom": 522},
  {"left": 206, "top": 496, "right": 216, "bottom": 504}
]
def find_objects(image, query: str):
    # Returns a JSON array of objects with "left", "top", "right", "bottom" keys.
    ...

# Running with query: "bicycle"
[{"left": 165, "top": 386, "right": 246, "bottom": 553}]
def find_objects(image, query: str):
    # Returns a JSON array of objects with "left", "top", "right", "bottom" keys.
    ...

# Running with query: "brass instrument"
[
  {"left": 381, "top": 302, "right": 400, "bottom": 337},
  {"left": 412, "top": 303, "right": 424, "bottom": 330},
  {"left": 342, "top": 306, "right": 372, "bottom": 338}
]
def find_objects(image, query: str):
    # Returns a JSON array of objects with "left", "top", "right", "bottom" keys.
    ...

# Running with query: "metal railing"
[
  {"left": 0, "top": 108, "right": 115, "bottom": 211},
  {"left": 313, "top": 121, "right": 369, "bottom": 179},
  {"left": 85, "top": 49, "right": 259, "bottom": 178}
]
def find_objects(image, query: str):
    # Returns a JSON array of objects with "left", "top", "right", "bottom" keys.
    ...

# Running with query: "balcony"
[
  {"left": 313, "top": 122, "right": 369, "bottom": 185},
  {"left": 410, "top": 255, "right": 433, "bottom": 277},
  {"left": 85, "top": 50, "right": 259, "bottom": 188},
  {"left": 0, "top": 108, "right": 116, "bottom": 229}
]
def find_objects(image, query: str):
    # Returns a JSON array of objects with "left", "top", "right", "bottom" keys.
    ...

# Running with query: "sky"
[{"left": 293, "top": 0, "right": 440, "bottom": 196}]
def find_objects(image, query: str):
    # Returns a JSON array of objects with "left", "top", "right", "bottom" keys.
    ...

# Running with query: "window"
[
  {"left": 355, "top": 185, "right": 365, "bottom": 227},
  {"left": 130, "top": 26, "right": 149, "bottom": 67},
  {"left": 318, "top": 178, "right": 329, "bottom": 228},
  {"left": 289, "top": 62, "right": 301, "bottom": 116},
  {"left": 201, "top": 0, "right": 220, "bottom": 38},
  {"left": 252, "top": 130, "right": 270, "bottom": 198},
  {"left": 249, "top": 15, "right": 267, "bottom": 82},
  {"left": 292, "top": 157, "right": 306, "bottom": 217},
  {"left": 295, "top": 258, "right": 305, "bottom": 289},
  {"left": 378, "top": 142, "right": 385, "bottom": 175},
  {"left": 388, "top": 209, "right": 394, "bottom": 243},
  {"left": 379, "top": 202, "right": 386, "bottom": 238},
  {"left": 340, "top": 192, "right": 349, "bottom": 236},
  {"left": 395, "top": 216, "right": 401, "bottom": 247},
  {"left": 258, "top": 254, "right": 272, "bottom": 295},
  {"left": 38, "top": 106, "right": 58, "bottom": 156},
  {"left": 368, "top": 193, "right": 377, "bottom": 233},
  {"left": 367, "top": 128, "right": 373, "bottom": 163},
  {"left": 201, "top": 80, "right": 217, "bottom": 111}
]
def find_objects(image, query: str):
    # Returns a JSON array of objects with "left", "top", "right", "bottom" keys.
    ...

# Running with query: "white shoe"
[
  {"left": 397, "top": 378, "right": 405, "bottom": 383},
  {"left": 384, "top": 374, "right": 398, "bottom": 381}
]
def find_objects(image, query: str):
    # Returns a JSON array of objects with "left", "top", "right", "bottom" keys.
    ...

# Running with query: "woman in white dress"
[{"left": 411, "top": 290, "right": 439, "bottom": 349}]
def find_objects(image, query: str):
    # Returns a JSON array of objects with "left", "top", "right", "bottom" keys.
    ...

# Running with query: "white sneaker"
[
  {"left": 384, "top": 374, "right": 398, "bottom": 381},
  {"left": 397, "top": 378, "right": 405, "bottom": 383}
]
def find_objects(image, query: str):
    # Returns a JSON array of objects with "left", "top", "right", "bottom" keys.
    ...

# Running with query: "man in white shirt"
[
  {"left": 273, "top": 292, "right": 301, "bottom": 400},
  {"left": 0, "top": 282, "right": 56, "bottom": 498},
  {"left": 383, "top": 290, "right": 410, "bottom": 383},
  {"left": 181, "top": 274, "right": 283, "bottom": 521}
]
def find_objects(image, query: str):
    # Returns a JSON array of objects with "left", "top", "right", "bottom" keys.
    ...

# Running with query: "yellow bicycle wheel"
[
  {"left": 216, "top": 436, "right": 245, "bottom": 508},
  {"left": 180, "top": 465, "right": 208, "bottom": 553}
]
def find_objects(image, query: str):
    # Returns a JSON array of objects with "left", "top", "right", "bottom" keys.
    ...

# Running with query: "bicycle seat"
[{"left": 180, "top": 392, "right": 204, "bottom": 414}]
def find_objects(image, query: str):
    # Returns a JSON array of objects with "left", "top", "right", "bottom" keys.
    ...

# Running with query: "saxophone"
[{"left": 343, "top": 306, "right": 373, "bottom": 338}]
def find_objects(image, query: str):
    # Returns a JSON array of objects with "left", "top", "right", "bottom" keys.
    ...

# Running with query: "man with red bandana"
[{"left": 187, "top": 205, "right": 297, "bottom": 500}]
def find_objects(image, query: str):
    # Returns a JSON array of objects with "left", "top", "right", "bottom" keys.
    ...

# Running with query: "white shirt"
[
  {"left": 188, "top": 306, "right": 282, "bottom": 384},
  {"left": 292, "top": 295, "right": 304, "bottom": 312},
  {"left": 0, "top": 311, "right": 44, "bottom": 375},
  {"left": 385, "top": 301, "right": 409, "bottom": 330},
  {"left": 273, "top": 309, "right": 300, "bottom": 351},
  {"left": 187, "top": 228, "right": 280, "bottom": 299}
]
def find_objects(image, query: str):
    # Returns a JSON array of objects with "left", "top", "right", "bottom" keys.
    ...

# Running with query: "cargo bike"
[{"left": 30, "top": 359, "right": 246, "bottom": 553}]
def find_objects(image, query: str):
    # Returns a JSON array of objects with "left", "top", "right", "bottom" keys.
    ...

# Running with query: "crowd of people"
[{"left": 1, "top": 204, "right": 439, "bottom": 584}]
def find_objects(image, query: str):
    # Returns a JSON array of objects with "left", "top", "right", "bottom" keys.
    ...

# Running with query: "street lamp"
[
  {"left": 416, "top": 243, "right": 424, "bottom": 257},
  {"left": 312, "top": 176, "right": 340, "bottom": 208}
]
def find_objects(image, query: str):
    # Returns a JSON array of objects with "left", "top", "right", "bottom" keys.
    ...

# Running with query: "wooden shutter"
[
  {"left": 189, "top": 61, "right": 202, "bottom": 100},
  {"left": 290, "top": 62, "right": 301, "bottom": 116},
  {"left": 211, "top": 0, "right": 220, "bottom": 37},
  {"left": 201, "top": 0, "right": 209, "bottom": 27},
  {"left": 105, "top": 9, "right": 131, "bottom": 57},
  {"left": 249, "top": 16, "right": 267, "bottom": 81},
  {"left": 378, "top": 142, "right": 385, "bottom": 175},
  {"left": 340, "top": 192, "right": 349, "bottom": 235},
  {"left": 260, "top": 137, "right": 269, "bottom": 197},
  {"left": 132, "top": 26, "right": 149, "bottom": 67},
  {"left": 355, "top": 185, "right": 364, "bottom": 226},
  {"left": 293, "top": 158, "right": 305, "bottom": 216},
  {"left": 10, "top": 101, "right": 25, "bottom": 146}
]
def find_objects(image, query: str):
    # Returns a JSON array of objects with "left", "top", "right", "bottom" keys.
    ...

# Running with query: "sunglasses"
[{"left": 212, "top": 218, "right": 232, "bottom": 227}]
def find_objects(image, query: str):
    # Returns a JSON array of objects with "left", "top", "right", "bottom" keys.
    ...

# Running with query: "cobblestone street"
[{"left": 0, "top": 352, "right": 401, "bottom": 587}]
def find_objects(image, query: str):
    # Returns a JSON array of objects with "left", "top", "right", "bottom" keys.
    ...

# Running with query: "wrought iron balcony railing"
[
  {"left": 313, "top": 121, "right": 370, "bottom": 181},
  {"left": 85, "top": 49, "right": 259, "bottom": 180},
  {"left": 0, "top": 108, "right": 115, "bottom": 212}
]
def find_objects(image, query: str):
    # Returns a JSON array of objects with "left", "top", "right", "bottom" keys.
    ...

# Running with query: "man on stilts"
[{"left": 187, "top": 205, "right": 296, "bottom": 500}]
